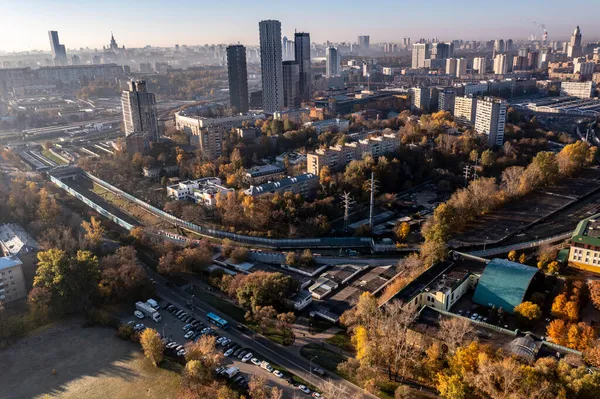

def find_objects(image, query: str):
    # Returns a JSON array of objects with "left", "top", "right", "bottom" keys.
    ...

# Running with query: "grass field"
[
  {"left": 41, "top": 149, "right": 67, "bottom": 165},
  {"left": 0, "top": 318, "right": 181, "bottom": 399},
  {"left": 325, "top": 330, "right": 355, "bottom": 354}
]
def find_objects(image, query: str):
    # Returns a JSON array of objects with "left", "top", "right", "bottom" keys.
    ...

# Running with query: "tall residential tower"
[
  {"left": 326, "top": 47, "right": 341, "bottom": 77},
  {"left": 121, "top": 80, "right": 159, "bottom": 142},
  {"left": 48, "top": 30, "right": 67, "bottom": 66},
  {"left": 226, "top": 45, "right": 249, "bottom": 113},
  {"left": 294, "top": 32, "right": 311, "bottom": 103},
  {"left": 259, "top": 20, "right": 284, "bottom": 113}
]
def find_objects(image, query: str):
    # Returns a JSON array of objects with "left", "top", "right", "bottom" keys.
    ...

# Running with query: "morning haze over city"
[{"left": 1, "top": 1, "right": 600, "bottom": 399}]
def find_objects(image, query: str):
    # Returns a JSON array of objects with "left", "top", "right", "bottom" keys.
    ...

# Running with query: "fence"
[
  {"left": 467, "top": 232, "right": 572, "bottom": 257},
  {"left": 79, "top": 171, "right": 373, "bottom": 249}
]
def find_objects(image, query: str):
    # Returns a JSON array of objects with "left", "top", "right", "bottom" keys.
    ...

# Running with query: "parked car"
[
  {"left": 313, "top": 367, "right": 326, "bottom": 377},
  {"left": 134, "top": 310, "right": 144, "bottom": 319},
  {"left": 251, "top": 358, "right": 261, "bottom": 366},
  {"left": 273, "top": 370, "right": 283, "bottom": 378},
  {"left": 215, "top": 366, "right": 225, "bottom": 375},
  {"left": 163, "top": 302, "right": 172, "bottom": 309},
  {"left": 312, "top": 393, "right": 322, "bottom": 398},
  {"left": 233, "top": 348, "right": 243, "bottom": 357},
  {"left": 183, "top": 324, "right": 192, "bottom": 331},
  {"left": 220, "top": 338, "right": 231, "bottom": 346},
  {"left": 242, "top": 352, "right": 253, "bottom": 362},
  {"left": 224, "top": 348, "right": 234, "bottom": 357},
  {"left": 177, "top": 349, "right": 186, "bottom": 357},
  {"left": 216, "top": 337, "right": 226, "bottom": 345},
  {"left": 238, "top": 350, "right": 248, "bottom": 359},
  {"left": 184, "top": 331, "right": 195, "bottom": 339},
  {"left": 298, "top": 385, "right": 311, "bottom": 394}
]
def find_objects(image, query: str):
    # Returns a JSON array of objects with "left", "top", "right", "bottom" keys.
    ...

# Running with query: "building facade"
[
  {"left": 48, "top": 30, "right": 67, "bottom": 66},
  {"left": 412, "top": 43, "right": 430, "bottom": 69},
  {"left": 306, "top": 132, "right": 399, "bottom": 174},
  {"left": 493, "top": 54, "right": 508, "bottom": 75},
  {"left": 472, "top": 57, "right": 487, "bottom": 74},
  {"left": 282, "top": 60, "right": 300, "bottom": 109},
  {"left": 226, "top": 45, "right": 249, "bottom": 113},
  {"left": 259, "top": 20, "right": 284, "bottom": 113},
  {"left": 244, "top": 173, "right": 319, "bottom": 197},
  {"left": 475, "top": 97, "right": 507, "bottom": 146},
  {"left": 560, "top": 81, "right": 594, "bottom": 98},
  {"left": 0, "top": 257, "right": 27, "bottom": 303},
  {"left": 569, "top": 213, "right": 600, "bottom": 273},
  {"left": 166, "top": 177, "right": 232, "bottom": 207},
  {"left": 294, "top": 32, "right": 311, "bottom": 102},
  {"left": 121, "top": 80, "right": 159, "bottom": 142},
  {"left": 454, "top": 95, "right": 478, "bottom": 124},
  {"left": 326, "top": 47, "right": 341, "bottom": 78},
  {"left": 568, "top": 26, "right": 583, "bottom": 58}
]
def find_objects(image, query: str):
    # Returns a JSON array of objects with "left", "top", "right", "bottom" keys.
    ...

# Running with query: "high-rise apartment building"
[
  {"left": 259, "top": 20, "right": 284, "bottom": 113},
  {"left": 282, "top": 36, "right": 292, "bottom": 61},
  {"left": 438, "top": 89, "right": 456, "bottom": 112},
  {"left": 445, "top": 58, "right": 457, "bottom": 77},
  {"left": 358, "top": 35, "right": 370, "bottom": 50},
  {"left": 326, "top": 47, "right": 341, "bottom": 77},
  {"left": 475, "top": 97, "right": 507, "bottom": 147},
  {"left": 411, "top": 87, "right": 431, "bottom": 112},
  {"left": 568, "top": 26, "right": 583, "bottom": 58},
  {"left": 48, "top": 30, "right": 67, "bottom": 66},
  {"left": 454, "top": 95, "right": 477, "bottom": 125},
  {"left": 226, "top": 45, "right": 249, "bottom": 113},
  {"left": 412, "top": 43, "right": 430, "bottom": 69},
  {"left": 493, "top": 54, "right": 508, "bottom": 74},
  {"left": 472, "top": 57, "right": 487, "bottom": 74},
  {"left": 294, "top": 32, "right": 311, "bottom": 103},
  {"left": 494, "top": 39, "right": 505, "bottom": 53},
  {"left": 430, "top": 42, "right": 452, "bottom": 59},
  {"left": 282, "top": 61, "right": 300, "bottom": 109},
  {"left": 121, "top": 80, "right": 159, "bottom": 143},
  {"left": 456, "top": 58, "right": 468, "bottom": 77}
]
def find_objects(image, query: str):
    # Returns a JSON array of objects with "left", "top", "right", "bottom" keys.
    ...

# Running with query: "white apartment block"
[
  {"left": 462, "top": 82, "right": 489, "bottom": 96},
  {"left": 456, "top": 58, "right": 468, "bottom": 78},
  {"left": 176, "top": 111, "right": 264, "bottom": 159},
  {"left": 306, "top": 133, "right": 400, "bottom": 174},
  {"left": 445, "top": 58, "right": 457, "bottom": 77},
  {"left": 472, "top": 57, "right": 487, "bottom": 74},
  {"left": 493, "top": 54, "right": 508, "bottom": 75},
  {"left": 454, "top": 96, "right": 478, "bottom": 125},
  {"left": 0, "top": 257, "right": 27, "bottom": 303},
  {"left": 560, "top": 81, "right": 594, "bottom": 98},
  {"left": 166, "top": 177, "right": 233, "bottom": 207},
  {"left": 475, "top": 97, "right": 507, "bottom": 147}
]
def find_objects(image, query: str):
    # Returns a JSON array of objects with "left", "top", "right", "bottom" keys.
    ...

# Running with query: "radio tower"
[{"left": 342, "top": 192, "right": 354, "bottom": 230}]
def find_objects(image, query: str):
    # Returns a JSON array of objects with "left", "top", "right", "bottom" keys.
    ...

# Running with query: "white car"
[
  {"left": 221, "top": 338, "right": 231, "bottom": 346},
  {"left": 183, "top": 324, "right": 192, "bottom": 331},
  {"left": 251, "top": 358, "right": 261, "bottom": 366},
  {"left": 265, "top": 364, "right": 274, "bottom": 373},
  {"left": 134, "top": 310, "right": 144, "bottom": 319},
  {"left": 184, "top": 331, "right": 195, "bottom": 339},
  {"left": 273, "top": 370, "right": 283, "bottom": 378},
  {"left": 177, "top": 349, "right": 186, "bottom": 357},
  {"left": 216, "top": 337, "right": 226, "bottom": 344},
  {"left": 298, "top": 385, "right": 311, "bottom": 394},
  {"left": 224, "top": 348, "right": 234, "bottom": 357},
  {"left": 242, "top": 352, "right": 253, "bottom": 362}
]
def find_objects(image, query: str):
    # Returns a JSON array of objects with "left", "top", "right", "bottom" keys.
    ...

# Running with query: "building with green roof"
[
  {"left": 472, "top": 258, "right": 541, "bottom": 314},
  {"left": 568, "top": 213, "right": 600, "bottom": 273}
]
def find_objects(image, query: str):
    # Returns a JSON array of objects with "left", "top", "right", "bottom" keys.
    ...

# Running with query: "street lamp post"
[
  {"left": 309, "top": 355, "right": 318, "bottom": 386},
  {"left": 162, "top": 323, "right": 168, "bottom": 338}
]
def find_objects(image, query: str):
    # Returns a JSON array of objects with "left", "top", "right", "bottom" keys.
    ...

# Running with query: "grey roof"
[
  {"left": 246, "top": 173, "right": 317, "bottom": 195},
  {"left": 0, "top": 256, "right": 22, "bottom": 271}
]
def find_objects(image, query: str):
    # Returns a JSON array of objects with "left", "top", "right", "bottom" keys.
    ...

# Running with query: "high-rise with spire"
[
  {"left": 568, "top": 26, "right": 582, "bottom": 58},
  {"left": 109, "top": 32, "right": 119, "bottom": 51}
]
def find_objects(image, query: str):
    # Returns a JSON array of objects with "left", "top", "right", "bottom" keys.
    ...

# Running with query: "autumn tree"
[
  {"left": 439, "top": 316, "right": 474, "bottom": 352},
  {"left": 140, "top": 328, "right": 164, "bottom": 366},
  {"left": 82, "top": 216, "right": 105, "bottom": 247},
  {"left": 589, "top": 280, "right": 600, "bottom": 310},
  {"left": 514, "top": 301, "right": 542, "bottom": 321},
  {"left": 508, "top": 250, "right": 518, "bottom": 262},
  {"left": 394, "top": 221, "right": 411, "bottom": 241},
  {"left": 547, "top": 319, "right": 568, "bottom": 346}
]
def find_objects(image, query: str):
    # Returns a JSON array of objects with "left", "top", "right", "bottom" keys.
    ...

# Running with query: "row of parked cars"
[{"left": 162, "top": 301, "right": 325, "bottom": 397}]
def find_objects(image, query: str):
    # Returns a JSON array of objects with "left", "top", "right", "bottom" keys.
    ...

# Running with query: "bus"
[{"left": 207, "top": 312, "right": 229, "bottom": 329}]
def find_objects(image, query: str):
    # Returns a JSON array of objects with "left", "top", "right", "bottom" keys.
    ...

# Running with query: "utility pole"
[
  {"left": 463, "top": 165, "right": 471, "bottom": 186},
  {"left": 369, "top": 172, "right": 377, "bottom": 228},
  {"left": 342, "top": 192, "right": 353, "bottom": 231},
  {"left": 472, "top": 155, "right": 479, "bottom": 180}
]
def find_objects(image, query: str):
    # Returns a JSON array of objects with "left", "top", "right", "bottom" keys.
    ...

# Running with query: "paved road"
[{"left": 143, "top": 269, "right": 375, "bottom": 398}]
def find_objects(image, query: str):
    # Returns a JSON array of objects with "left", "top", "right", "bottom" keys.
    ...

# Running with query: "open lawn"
[
  {"left": 0, "top": 318, "right": 181, "bottom": 399},
  {"left": 325, "top": 330, "right": 355, "bottom": 354},
  {"left": 41, "top": 149, "right": 67, "bottom": 165}
]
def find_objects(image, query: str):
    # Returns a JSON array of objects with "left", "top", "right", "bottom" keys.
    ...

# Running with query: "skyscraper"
[
  {"left": 494, "top": 39, "right": 505, "bottom": 53},
  {"left": 412, "top": 43, "right": 430, "bottom": 69},
  {"left": 121, "top": 80, "right": 159, "bottom": 143},
  {"left": 282, "top": 60, "right": 300, "bottom": 109},
  {"left": 430, "top": 42, "right": 452, "bottom": 59},
  {"left": 48, "top": 30, "right": 67, "bottom": 66},
  {"left": 358, "top": 35, "right": 370, "bottom": 50},
  {"left": 282, "top": 36, "right": 290, "bottom": 60},
  {"left": 294, "top": 32, "right": 311, "bottom": 103},
  {"left": 226, "top": 45, "right": 249, "bottom": 113},
  {"left": 259, "top": 20, "right": 284, "bottom": 113},
  {"left": 445, "top": 58, "right": 457, "bottom": 77},
  {"left": 456, "top": 58, "right": 468, "bottom": 77},
  {"left": 568, "top": 26, "right": 583, "bottom": 58},
  {"left": 475, "top": 97, "right": 507, "bottom": 147},
  {"left": 326, "top": 47, "right": 341, "bottom": 77}
]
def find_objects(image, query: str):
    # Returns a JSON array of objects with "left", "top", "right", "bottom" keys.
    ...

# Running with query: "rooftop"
[
  {"left": 0, "top": 224, "right": 39, "bottom": 257},
  {"left": 571, "top": 213, "right": 600, "bottom": 246},
  {"left": 472, "top": 259, "right": 540, "bottom": 314},
  {"left": 244, "top": 173, "right": 317, "bottom": 196},
  {"left": 0, "top": 256, "right": 23, "bottom": 271},
  {"left": 246, "top": 164, "right": 285, "bottom": 178}
]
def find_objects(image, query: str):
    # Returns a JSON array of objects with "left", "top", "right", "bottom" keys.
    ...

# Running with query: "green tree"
[{"left": 140, "top": 328, "right": 164, "bottom": 366}]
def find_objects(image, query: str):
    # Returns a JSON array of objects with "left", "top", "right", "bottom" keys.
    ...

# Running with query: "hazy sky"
[{"left": 1, "top": 0, "right": 599, "bottom": 52}]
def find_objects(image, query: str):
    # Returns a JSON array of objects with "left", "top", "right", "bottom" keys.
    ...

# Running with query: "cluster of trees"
[
  {"left": 421, "top": 141, "right": 597, "bottom": 267},
  {"left": 339, "top": 293, "right": 600, "bottom": 399},
  {"left": 285, "top": 249, "right": 315, "bottom": 269},
  {"left": 157, "top": 239, "right": 214, "bottom": 275}
]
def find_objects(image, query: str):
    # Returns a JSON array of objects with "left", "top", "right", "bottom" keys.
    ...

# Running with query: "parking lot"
[{"left": 125, "top": 299, "right": 320, "bottom": 398}]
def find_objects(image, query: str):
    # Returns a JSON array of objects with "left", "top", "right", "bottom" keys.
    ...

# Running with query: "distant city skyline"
[{"left": 1, "top": 0, "right": 600, "bottom": 53}]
